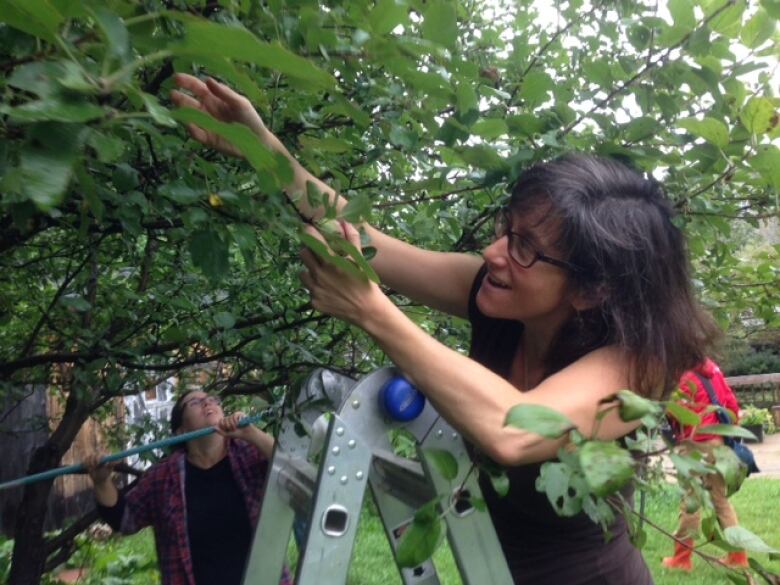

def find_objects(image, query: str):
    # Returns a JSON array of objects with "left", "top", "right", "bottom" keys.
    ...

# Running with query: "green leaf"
[
  {"left": 140, "top": 92, "right": 177, "bottom": 127},
  {"left": 677, "top": 117, "right": 729, "bottom": 148},
  {"left": 694, "top": 424, "right": 758, "bottom": 440},
  {"left": 712, "top": 444, "right": 746, "bottom": 495},
  {"left": 668, "top": 0, "right": 696, "bottom": 30},
  {"left": 369, "top": 0, "right": 408, "bottom": 35},
  {"left": 299, "top": 232, "right": 369, "bottom": 282},
  {"left": 158, "top": 181, "right": 199, "bottom": 204},
  {"left": 8, "top": 61, "right": 63, "bottom": 98},
  {"left": 504, "top": 404, "right": 575, "bottom": 438},
  {"left": 535, "top": 461, "right": 587, "bottom": 516},
  {"left": 1, "top": 99, "right": 105, "bottom": 123},
  {"left": 579, "top": 441, "right": 635, "bottom": 497},
  {"left": 424, "top": 448, "right": 458, "bottom": 481},
  {"left": 669, "top": 452, "right": 714, "bottom": 476},
  {"left": 518, "top": 70, "right": 554, "bottom": 108},
  {"left": 748, "top": 145, "right": 780, "bottom": 190},
  {"left": 724, "top": 526, "right": 778, "bottom": 553},
  {"left": 622, "top": 117, "right": 660, "bottom": 142},
  {"left": 421, "top": 1, "right": 457, "bottom": 49},
  {"left": 20, "top": 122, "right": 85, "bottom": 210},
  {"left": 0, "top": 0, "right": 64, "bottom": 42},
  {"left": 112, "top": 163, "right": 140, "bottom": 193},
  {"left": 666, "top": 402, "right": 702, "bottom": 427},
  {"left": 456, "top": 83, "right": 479, "bottom": 113},
  {"left": 741, "top": 9, "right": 776, "bottom": 48},
  {"left": 740, "top": 97, "right": 776, "bottom": 135},
  {"left": 86, "top": 130, "right": 125, "bottom": 163},
  {"left": 171, "top": 108, "right": 292, "bottom": 188},
  {"left": 341, "top": 194, "right": 372, "bottom": 224},
  {"left": 396, "top": 500, "right": 445, "bottom": 567},
  {"left": 88, "top": 6, "right": 129, "bottom": 61},
  {"left": 707, "top": 0, "right": 746, "bottom": 38},
  {"left": 214, "top": 311, "right": 236, "bottom": 329},
  {"left": 60, "top": 293, "right": 91, "bottom": 312},
  {"left": 471, "top": 118, "right": 508, "bottom": 140},
  {"left": 457, "top": 145, "right": 507, "bottom": 171},
  {"left": 488, "top": 470, "right": 510, "bottom": 497},
  {"left": 189, "top": 230, "right": 230, "bottom": 282},
  {"left": 173, "top": 18, "right": 336, "bottom": 90},
  {"left": 615, "top": 389, "right": 662, "bottom": 422},
  {"left": 762, "top": 0, "right": 780, "bottom": 18},
  {"left": 325, "top": 237, "right": 381, "bottom": 283}
]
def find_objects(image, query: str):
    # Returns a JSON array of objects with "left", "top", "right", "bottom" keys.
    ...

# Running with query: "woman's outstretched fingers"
[
  {"left": 173, "top": 73, "right": 211, "bottom": 99},
  {"left": 341, "top": 221, "right": 362, "bottom": 247},
  {"left": 206, "top": 77, "right": 247, "bottom": 107}
]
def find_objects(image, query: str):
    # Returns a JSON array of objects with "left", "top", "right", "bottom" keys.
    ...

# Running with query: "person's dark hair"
[
  {"left": 508, "top": 153, "right": 720, "bottom": 398},
  {"left": 170, "top": 390, "right": 196, "bottom": 436}
]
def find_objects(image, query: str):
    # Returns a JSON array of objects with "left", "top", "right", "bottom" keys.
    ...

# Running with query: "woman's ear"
[{"left": 570, "top": 283, "right": 608, "bottom": 312}]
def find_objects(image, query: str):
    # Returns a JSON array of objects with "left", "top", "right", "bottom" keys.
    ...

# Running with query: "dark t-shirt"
[
  {"left": 185, "top": 457, "right": 253, "bottom": 585},
  {"left": 98, "top": 456, "right": 253, "bottom": 585},
  {"left": 468, "top": 265, "right": 653, "bottom": 585}
]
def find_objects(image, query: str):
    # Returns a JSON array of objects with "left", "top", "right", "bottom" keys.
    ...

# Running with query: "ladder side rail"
[
  {"left": 418, "top": 419, "right": 514, "bottom": 585},
  {"left": 295, "top": 413, "right": 374, "bottom": 585}
]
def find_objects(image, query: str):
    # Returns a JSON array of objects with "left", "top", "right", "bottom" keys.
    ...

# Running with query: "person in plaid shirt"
[{"left": 85, "top": 391, "right": 292, "bottom": 585}]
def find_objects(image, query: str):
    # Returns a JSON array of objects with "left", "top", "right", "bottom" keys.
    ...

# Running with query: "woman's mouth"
[{"left": 487, "top": 274, "right": 511, "bottom": 290}]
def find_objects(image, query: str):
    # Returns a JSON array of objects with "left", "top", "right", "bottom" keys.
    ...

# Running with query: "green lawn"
[{"left": 60, "top": 478, "right": 780, "bottom": 584}]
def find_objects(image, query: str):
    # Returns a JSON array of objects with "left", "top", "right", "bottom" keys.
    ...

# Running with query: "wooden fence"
[
  {"left": 0, "top": 388, "right": 123, "bottom": 536},
  {"left": 727, "top": 373, "right": 780, "bottom": 408}
]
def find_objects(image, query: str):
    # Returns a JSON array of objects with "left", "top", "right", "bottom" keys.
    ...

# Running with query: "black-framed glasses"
[
  {"left": 493, "top": 207, "right": 580, "bottom": 272},
  {"left": 183, "top": 396, "right": 222, "bottom": 409}
]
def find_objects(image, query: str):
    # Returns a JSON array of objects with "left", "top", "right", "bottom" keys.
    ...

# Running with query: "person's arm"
[
  {"left": 170, "top": 74, "right": 482, "bottom": 318},
  {"left": 299, "top": 225, "right": 641, "bottom": 466},
  {"left": 216, "top": 412, "right": 275, "bottom": 459},
  {"left": 84, "top": 453, "right": 119, "bottom": 507}
]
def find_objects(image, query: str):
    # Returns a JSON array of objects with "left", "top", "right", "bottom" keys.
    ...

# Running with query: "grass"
[{"left": 58, "top": 478, "right": 780, "bottom": 584}]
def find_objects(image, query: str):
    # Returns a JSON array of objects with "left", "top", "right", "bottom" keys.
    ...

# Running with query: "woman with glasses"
[
  {"left": 84, "top": 391, "right": 290, "bottom": 585},
  {"left": 172, "top": 75, "right": 719, "bottom": 584}
]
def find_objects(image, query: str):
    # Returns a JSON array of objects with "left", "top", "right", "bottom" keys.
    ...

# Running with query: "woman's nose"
[{"left": 483, "top": 237, "right": 509, "bottom": 266}]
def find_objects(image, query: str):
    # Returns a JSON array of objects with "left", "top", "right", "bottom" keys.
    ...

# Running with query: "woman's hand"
[
  {"left": 299, "top": 221, "right": 389, "bottom": 327},
  {"left": 215, "top": 411, "right": 253, "bottom": 440},
  {"left": 171, "top": 73, "right": 266, "bottom": 157},
  {"left": 83, "top": 452, "right": 115, "bottom": 486},
  {"left": 216, "top": 412, "right": 275, "bottom": 457}
]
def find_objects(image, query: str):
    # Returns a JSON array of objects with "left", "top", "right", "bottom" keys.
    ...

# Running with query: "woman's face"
[
  {"left": 177, "top": 391, "right": 224, "bottom": 433},
  {"left": 476, "top": 208, "right": 577, "bottom": 326}
]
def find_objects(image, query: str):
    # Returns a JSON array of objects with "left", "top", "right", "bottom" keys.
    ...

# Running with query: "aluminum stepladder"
[{"left": 242, "top": 367, "right": 513, "bottom": 585}]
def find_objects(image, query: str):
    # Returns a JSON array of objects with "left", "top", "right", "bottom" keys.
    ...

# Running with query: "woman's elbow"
[{"left": 482, "top": 433, "right": 544, "bottom": 467}]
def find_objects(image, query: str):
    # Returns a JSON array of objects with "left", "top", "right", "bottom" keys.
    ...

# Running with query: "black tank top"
[{"left": 467, "top": 265, "right": 654, "bottom": 585}]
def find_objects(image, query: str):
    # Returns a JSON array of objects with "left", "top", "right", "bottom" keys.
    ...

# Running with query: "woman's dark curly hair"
[{"left": 508, "top": 153, "right": 720, "bottom": 398}]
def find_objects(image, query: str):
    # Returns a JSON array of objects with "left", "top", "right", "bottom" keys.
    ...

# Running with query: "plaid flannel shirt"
[{"left": 117, "top": 439, "right": 292, "bottom": 585}]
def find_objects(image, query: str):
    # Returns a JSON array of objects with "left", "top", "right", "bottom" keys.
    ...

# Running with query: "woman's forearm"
[
  {"left": 93, "top": 478, "right": 119, "bottom": 507},
  {"left": 256, "top": 127, "right": 345, "bottom": 221}
]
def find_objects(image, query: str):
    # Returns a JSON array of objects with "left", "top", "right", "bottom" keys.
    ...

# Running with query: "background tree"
[{"left": 0, "top": 0, "right": 777, "bottom": 583}]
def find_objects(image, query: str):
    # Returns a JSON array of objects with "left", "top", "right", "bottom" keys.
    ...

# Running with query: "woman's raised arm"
[{"left": 171, "top": 74, "right": 482, "bottom": 317}]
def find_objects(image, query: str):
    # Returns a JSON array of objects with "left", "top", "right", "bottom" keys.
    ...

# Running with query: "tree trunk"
[{"left": 9, "top": 388, "right": 89, "bottom": 585}]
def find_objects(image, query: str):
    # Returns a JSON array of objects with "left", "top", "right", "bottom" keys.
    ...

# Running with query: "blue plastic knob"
[{"left": 380, "top": 376, "right": 426, "bottom": 422}]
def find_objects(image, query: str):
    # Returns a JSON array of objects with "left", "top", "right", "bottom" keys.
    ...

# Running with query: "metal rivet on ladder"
[
  {"left": 336, "top": 427, "right": 345, "bottom": 436},
  {"left": 327, "top": 465, "right": 336, "bottom": 475},
  {"left": 351, "top": 399, "right": 361, "bottom": 409},
  {"left": 321, "top": 504, "right": 350, "bottom": 537},
  {"left": 340, "top": 475, "right": 348, "bottom": 484},
  {"left": 451, "top": 432, "right": 458, "bottom": 440},
  {"left": 355, "top": 471, "right": 364, "bottom": 480},
  {"left": 332, "top": 446, "right": 341, "bottom": 455},
  {"left": 436, "top": 429, "right": 444, "bottom": 438},
  {"left": 347, "top": 439, "right": 356, "bottom": 449}
]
